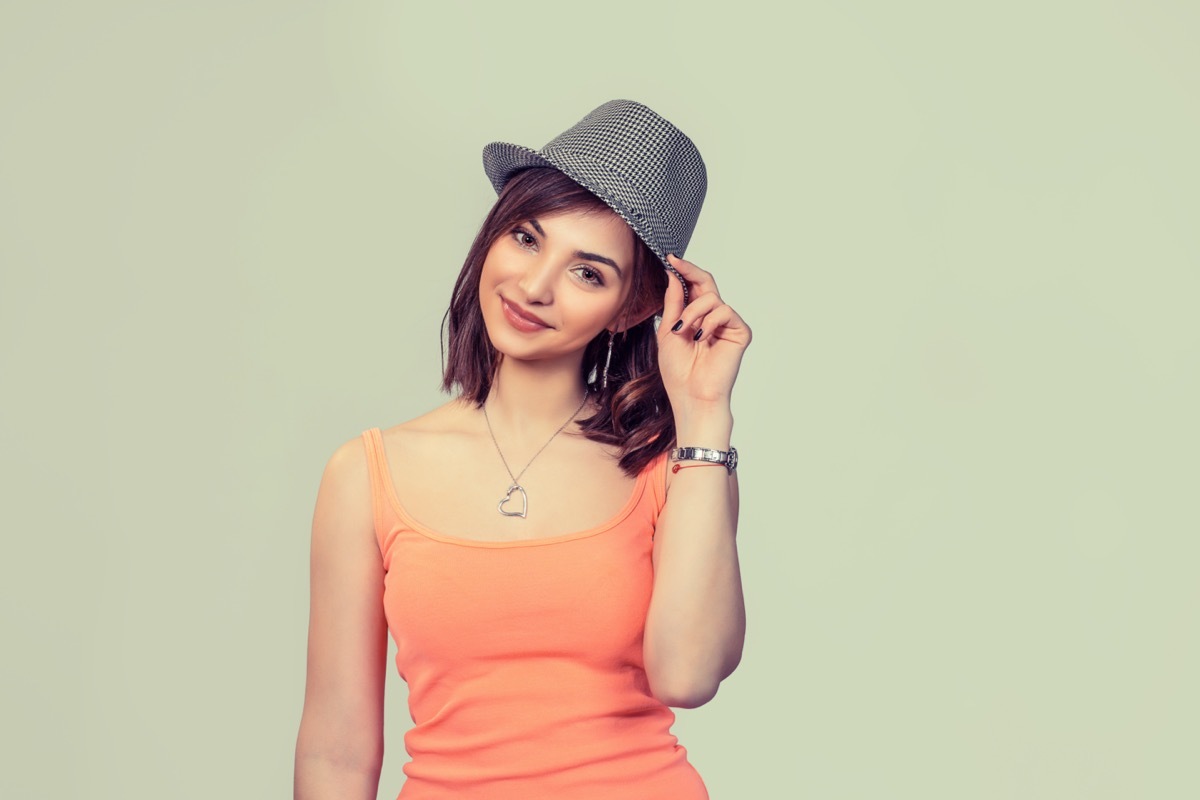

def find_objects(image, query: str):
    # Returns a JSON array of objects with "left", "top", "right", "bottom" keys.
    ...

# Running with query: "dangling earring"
[{"left": 600, "top": 330, "right": 615, "bottom": 390}]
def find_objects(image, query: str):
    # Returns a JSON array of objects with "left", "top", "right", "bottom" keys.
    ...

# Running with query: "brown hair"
[{"left": 440, "top": 167, "right": 675, "bottom": 477}]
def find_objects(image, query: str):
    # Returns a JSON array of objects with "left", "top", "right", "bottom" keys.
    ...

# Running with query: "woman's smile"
[{"left": 500, "top": 297, "right": 553, "bottom": 332}]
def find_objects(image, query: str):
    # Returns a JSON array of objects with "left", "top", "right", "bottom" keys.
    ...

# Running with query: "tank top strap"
[{"left": 360, "top": 427, "right": 399, "bottom": 551}]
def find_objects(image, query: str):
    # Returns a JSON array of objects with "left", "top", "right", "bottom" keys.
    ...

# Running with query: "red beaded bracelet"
[{"left": 671, "top": 462, "right": 727, "bottom": 473}]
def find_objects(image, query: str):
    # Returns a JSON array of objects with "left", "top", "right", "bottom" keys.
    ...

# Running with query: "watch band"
[{"left": 670, "top": 446, "right": 738, "bottom": 474}]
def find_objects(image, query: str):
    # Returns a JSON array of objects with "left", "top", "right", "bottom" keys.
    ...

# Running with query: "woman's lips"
[{"left": 501, "top": 298, "right": 551, "bottom": 332}]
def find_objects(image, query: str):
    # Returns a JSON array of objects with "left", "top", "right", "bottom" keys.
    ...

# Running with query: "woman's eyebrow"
[{"left": 528, "top": 218, "right": 624, "bottom": 277}]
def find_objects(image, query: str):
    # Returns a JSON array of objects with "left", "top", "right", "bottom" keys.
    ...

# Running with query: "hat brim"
[{"left": 482, "top": 141, "right": 688, "bottom": 301}]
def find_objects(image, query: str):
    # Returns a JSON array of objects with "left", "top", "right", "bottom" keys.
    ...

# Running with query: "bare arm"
[
  {"left": 294, "top": 438, "right": 389, "bottom": 800},
  {"left": 643, "top": 409, "right": 745, "bottom": 709}
]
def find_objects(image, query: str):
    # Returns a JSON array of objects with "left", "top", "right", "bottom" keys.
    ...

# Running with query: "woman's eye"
[
  {"left": 573, "top": 266, "right": 604, "bottom": 286},
  {"left": 513, "top": 229, "right": 537, "bottom": 249}
]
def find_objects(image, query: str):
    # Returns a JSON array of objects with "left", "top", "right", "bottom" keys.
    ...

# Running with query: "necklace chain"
[{"left": 482, "top": 392, "right": 590, "bottom": 491}]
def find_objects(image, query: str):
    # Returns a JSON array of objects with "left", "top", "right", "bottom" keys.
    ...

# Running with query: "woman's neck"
[{"left": 483, "top": 355, "right": 592, "bottom": 440}]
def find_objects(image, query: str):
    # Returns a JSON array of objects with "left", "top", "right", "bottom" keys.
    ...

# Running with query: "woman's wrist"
[{"left": 673, "top": 407, "right": 733, "bottom": 451}]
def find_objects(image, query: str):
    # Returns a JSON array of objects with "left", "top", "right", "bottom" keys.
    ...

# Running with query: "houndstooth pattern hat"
[{"left": 482, "top": 99, "right": 707, "bottom": 303}]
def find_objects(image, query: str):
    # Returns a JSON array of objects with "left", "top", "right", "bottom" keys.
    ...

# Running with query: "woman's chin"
[{"left": 488, "top": 341, "right": 582, "bottom": 371}]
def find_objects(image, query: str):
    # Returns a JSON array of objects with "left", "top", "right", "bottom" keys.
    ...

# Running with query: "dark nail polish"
[
  {"left": 671, "top": 320, "right": 683, "bottom": 332},
  {"left": 693, "top": 328, "right": 703, "bottom": 341}
]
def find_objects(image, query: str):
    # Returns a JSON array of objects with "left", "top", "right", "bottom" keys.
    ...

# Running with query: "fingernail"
[
  {"left": 693, "top": 328, "right": 703, "bottom": 341},
  {"left": 671, "top": 319, "right": 684, "bottom": 332}
]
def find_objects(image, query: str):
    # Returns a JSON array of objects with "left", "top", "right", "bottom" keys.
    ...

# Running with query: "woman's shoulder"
[
  {"left": 316, "top": 400, "right": 478, "bottom": 501},
  {"left": 377, "top": 397, "right": 481, "bottom": 452}
]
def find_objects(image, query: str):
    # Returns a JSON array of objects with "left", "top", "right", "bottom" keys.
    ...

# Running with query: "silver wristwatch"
[{"left": 669, "top": 446, "right": 738, "bottom": 474}]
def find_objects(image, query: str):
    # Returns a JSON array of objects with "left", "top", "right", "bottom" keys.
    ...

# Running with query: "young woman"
[{"left": 294, "top": 100, "right": 751, "bottom": 799}]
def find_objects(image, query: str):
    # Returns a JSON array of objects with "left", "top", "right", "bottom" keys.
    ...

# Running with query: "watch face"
[{"left": 728, "top": 447, "right": 738, "bottom": 471}]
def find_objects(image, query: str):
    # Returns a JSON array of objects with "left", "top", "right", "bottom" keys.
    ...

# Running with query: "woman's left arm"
[{"left": 644, "top": 254, "right": 752, "bottom": 709}]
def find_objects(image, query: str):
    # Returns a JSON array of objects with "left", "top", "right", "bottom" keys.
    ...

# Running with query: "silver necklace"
[{"left": 482, "top": 392, "right": 590, "bottom": 519}]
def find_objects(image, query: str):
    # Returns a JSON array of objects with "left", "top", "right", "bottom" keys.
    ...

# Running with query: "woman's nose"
[{"left": 516, "top": 258, "right": 556, "bottom": 304}]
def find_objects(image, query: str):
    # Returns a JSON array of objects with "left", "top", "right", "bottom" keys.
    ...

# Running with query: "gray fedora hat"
[{"left": 481, "top": 99, "right": 707, "bottom": 303}]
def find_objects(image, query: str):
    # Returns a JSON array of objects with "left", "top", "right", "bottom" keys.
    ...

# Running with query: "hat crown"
[{"left": 482, "top": 99, "right": 707, "bottom": 269}]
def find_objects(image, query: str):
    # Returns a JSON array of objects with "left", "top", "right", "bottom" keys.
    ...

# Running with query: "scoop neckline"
[{"left": 372, "top": 427, "right": 656, "bottom": 549}]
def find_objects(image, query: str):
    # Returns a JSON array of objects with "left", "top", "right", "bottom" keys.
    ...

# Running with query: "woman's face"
[{"left": 478, "top": 207, "right": 637, "bottom": 366}]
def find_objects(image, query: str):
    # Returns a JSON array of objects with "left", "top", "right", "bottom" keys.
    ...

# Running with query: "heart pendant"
[{"left": 497, "top": 483, "right": 528, "bottom": 518}]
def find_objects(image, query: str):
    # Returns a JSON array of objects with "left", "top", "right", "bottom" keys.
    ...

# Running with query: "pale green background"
[{"left": 1, "top": 1, "right": 1196, "bottom": 798}]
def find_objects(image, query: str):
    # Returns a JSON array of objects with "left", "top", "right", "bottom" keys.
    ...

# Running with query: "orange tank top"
[{"left": 361, "top": 428, "right": 709, "bottom": 800}]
